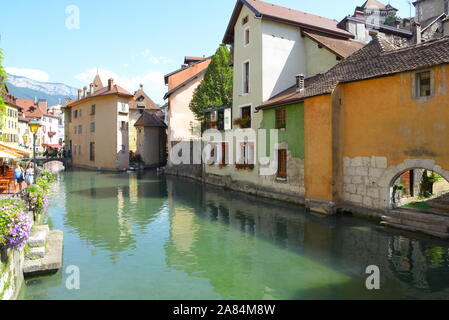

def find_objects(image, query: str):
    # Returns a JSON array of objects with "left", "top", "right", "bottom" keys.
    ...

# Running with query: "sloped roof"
[
  {"left": 92, "top": 74, "right": 104, "bottom": 92},
  {"left": 303, "top": 31, "right": 365, "bottom": 58},
  {"left": 223, "top": 0, "right": 353, "bottom": 44},
  {"left": 16, "top": 99, "right": 44, "bottom": 118},
  {"left": 67, "top": 82, "right": 134, "bottom": 107},
  {"left": 164, "top": 69, "right": 207, "bottom": 100},
  {"left": 164, "top": 57, "right": 211, "bottom": 88},
  {"left": 258, "top": 35, "right": 449, "bottom": 109},
  {"left": 129, "top": 86, "right": 160, "bottom": 110},
  {"left": 361, "top": 0, "right": 387, "bottom": 9},
  {"left": 134, "top": 111, "right": 167, "bottom": 128}
]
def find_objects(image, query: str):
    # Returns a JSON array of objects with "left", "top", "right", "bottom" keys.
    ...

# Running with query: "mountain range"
[{"left": 5, "top": 73, "right": 77, "bottom": 106}]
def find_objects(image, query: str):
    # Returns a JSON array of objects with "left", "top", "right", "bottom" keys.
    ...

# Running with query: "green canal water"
[{"left": 19, "top": 170, "right": 449, "bottom": 300}]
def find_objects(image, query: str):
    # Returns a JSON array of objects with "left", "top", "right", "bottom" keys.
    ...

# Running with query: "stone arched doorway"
[{"left": 377, "top": 159, "right": 449, "bottom": 210}]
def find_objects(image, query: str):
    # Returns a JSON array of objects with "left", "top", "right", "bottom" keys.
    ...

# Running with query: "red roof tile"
[
  {"left": 223, "top": 0, "right": 353, "bottom": 44},
  {"left": 67, "top": 83, "right": 134, "bottom": 107},
  {"left": 303, "top": 31, "right": 365, "bottom": 58}
]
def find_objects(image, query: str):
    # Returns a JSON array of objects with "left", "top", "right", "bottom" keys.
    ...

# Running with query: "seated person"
[{"left": 0, "top": 161, "right": 9, "bottom": 176}]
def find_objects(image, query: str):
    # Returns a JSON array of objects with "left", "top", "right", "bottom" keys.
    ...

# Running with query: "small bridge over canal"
[{"left": 34, "top": 157, "right": 72, "bottom": 169}]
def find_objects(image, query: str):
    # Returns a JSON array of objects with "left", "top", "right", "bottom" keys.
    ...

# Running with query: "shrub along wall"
[{"left": 0, "top": 169, "right": 56, "bottom": 300}]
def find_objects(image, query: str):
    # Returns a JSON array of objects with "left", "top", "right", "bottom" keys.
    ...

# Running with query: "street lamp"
[{"left": 29, "top": 118, "right": 42, "bottom": 182}]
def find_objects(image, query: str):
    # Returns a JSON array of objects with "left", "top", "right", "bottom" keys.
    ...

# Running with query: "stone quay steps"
[
  {"left": 427, "top": 200, "right": 449, "bottom": 212},
  {"left": 23, "top": 225, "right": 63, "bottom": 277},
  {"left": 381, "top": 208, "right": 449, "bottom": 239}
]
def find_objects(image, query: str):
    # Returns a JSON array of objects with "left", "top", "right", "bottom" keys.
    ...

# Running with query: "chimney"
[
  {"left": 77, "top": 89, "right": 81, "bottom": 100},
  {"left": 414, "top": 23, "right": 422, "bottom": 44},
  {"left": 395, "top": 20, "right": 401, "bottom": 29},
  {"left": 108, "top": 78, "right": 114, "bottom": 91},
  {"left": 89, "top": 83, "right": 94, "bottom": 95},
  {"left": 140, "top": 84, "right": 143, "bottom": 90},
  {"left": 296, "top": 74, "right": 305, "bottom": 91},
  {"left": 83, "top": 86, "right": 87, "bottom": 98}
]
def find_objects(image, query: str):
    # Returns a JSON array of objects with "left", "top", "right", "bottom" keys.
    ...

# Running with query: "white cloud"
[
  {"left": 5, "top": 67, "right": 50, "bottom": 82},
  {"left": 74, "top": 68, "right": 166, "bottom": 102},
  {"left": 140, "top": 49, "right": 169, "bottom": 65}
]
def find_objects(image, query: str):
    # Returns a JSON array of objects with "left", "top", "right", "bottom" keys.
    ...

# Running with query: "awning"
[
  {"left": 0, "top": 149, "right": 19, "bottom": 159},
  {"left": 0, "top": 142, "right": 32, "bottom": 157}
]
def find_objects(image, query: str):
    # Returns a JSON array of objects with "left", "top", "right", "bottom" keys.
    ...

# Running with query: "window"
[
  {"left": 220, "top": 142, "right": 228, "bottom": 165},
  {"left": 91, "top": 104, "right": 96, "bottom": 115},
  {"left": 90, "top": 142, "right": 95, "bottom": 161},
  {"left": 78, "top": 145, "right": 81, "bottom": 155},
  {"left": 120, "top": 121, "right": 127, "bottom": 130},
  {"left": 416, "top": 71, "right": 431, "bottom": 97},
  {"left": 244, "top": 28, "right": 250, "bottom": 46},
  {"left": 243, "top": 61, "right": 250, "bottom": 94},
  {"left": 238, "top": 142, "right": 255, "bottom": 165},
  {"left": 241, "top": 106, "right": 251, "bottom": 129},
  {"left": 121, "top": 145, "right": 126, "bottom": 153},
  {"left": 277, "top": 149, "right": 287, "bottom": 178},
  {"left": 90, "top": 122, "right": 95, "bottom": 133},
  {"left": 79, "top": 109, "right": 82, "bottom": 117},
  {"left": 242, "top": 15, "right": 249, "bottom": 25},
  {"left": 120, "top": 103, "right": 128, "bottom": 113},
  {"left": 276, "top": 108, "right": 286, "bottom": 129},
  {"left": 78, "top": 124, "right": 82, "bottom": 134},
  {"left": 74, "top": 110, "right": 78, "bottom": 118}
]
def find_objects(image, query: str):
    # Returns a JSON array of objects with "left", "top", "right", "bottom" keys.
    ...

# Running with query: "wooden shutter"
[
  {"left": 276, "top": 108, "right": 286, "bottom": 129},
  {"left": 277, "top": 149, "right": 287, "bottom": 178},
  {"left": 221, "top": 142, "right": 227, "bottom": 165}
]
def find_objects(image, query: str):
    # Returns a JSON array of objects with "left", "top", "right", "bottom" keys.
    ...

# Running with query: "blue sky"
[{"left": 0, "top": 0, "right": 413, "bottom": 104}]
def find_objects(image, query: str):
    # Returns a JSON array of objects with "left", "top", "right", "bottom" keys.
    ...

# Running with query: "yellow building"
[
  {"left": 1, "top": 88, "right": 20, "bottom": 145},
  {"left": 64, "top": 76, "right": 134, "bottom": 171},
  {"left": 128, "top": 84, "right": 161, "bottom": 154}
]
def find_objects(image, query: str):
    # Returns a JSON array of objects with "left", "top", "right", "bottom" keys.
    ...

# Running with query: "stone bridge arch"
[
  {"left": 35, "top": 158, "right": 71, "bottom": 170},
  {"left": 377, "top": 159, "right": 449, "bottom": 209}
]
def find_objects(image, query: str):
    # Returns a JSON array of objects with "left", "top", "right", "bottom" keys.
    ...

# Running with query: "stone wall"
[
  {"left": 259, "top": 147, "right": 305, "bottom": 198},
  {"left": 343, "top": 156, "right": 388, "bottom": 209},
  {"left": 0, "top": 248, "right": 25, "bottom": 300},
  {"left": 343, "top": 157, "right": 449, "bottom": 211}
]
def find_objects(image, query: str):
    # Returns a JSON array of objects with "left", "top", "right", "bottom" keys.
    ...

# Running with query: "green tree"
[
  {"left": 189, "top": 45, "right": 233, "bottom": 119},
  {"left": 384, "top": 12, "right": 400, "bottom": 27}
]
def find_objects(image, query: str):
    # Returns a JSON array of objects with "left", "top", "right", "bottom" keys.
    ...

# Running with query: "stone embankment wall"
[{"left": 0, "top": 247, "right": 25, "bottom": 300}]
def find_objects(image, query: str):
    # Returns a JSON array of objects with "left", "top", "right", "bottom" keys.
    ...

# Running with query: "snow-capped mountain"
[{"left": 5, "top": 73, "right": 77, "bottom": 105}]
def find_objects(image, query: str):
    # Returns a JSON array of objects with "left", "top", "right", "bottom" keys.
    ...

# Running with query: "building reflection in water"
[
  {"left": 165, "top": 175, "right": 449, "bottom": 300},
  {"left": 63, "top": 170, "right": 167, "bottom": 262}
]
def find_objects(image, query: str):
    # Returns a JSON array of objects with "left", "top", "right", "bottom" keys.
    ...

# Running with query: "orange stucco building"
[
  {"left": 303, "top": 36, "right": 449, "bottom": 215},
  {"left": 261, "top": 34, "right": 449, "bottom": 216}
]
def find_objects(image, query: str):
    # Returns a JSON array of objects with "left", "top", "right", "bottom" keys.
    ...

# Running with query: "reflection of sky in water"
[{"left": 19, "top": 170, "right": 449, "bottom": 300}]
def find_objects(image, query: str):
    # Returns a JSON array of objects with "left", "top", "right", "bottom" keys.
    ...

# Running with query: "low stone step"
[
  {"left": 427, "top": 200, "right": 449, "bottom": 212},
  {"left": 401, "top": 206, "right": 449, "bottom": 218},
  {"left": 380, "top": 221, "right": 449, "bottom": 239},
  {"left": 390, "top": 209, "right": 449, "bottom": 227},
  {"left": 382, "top": 215, "right": 448, "bottom": 233},
  {"left": 24, "top": 230, "right": 63, "bottom": 277},
  {"left": 26, "top": 246, "right": 45, "bottom": 260},
  {"left": 28, "top": 231, "right": 47, "bottom": 248}
]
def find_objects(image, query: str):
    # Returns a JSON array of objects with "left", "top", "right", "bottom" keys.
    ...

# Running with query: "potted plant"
[{"left": 233, "top": 117, "right": 251, "bottom": 128}]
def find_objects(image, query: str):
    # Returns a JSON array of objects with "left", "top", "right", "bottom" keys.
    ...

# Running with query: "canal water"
[{"left": 19, "top": 170, "right": 449, "bottom": 300}]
